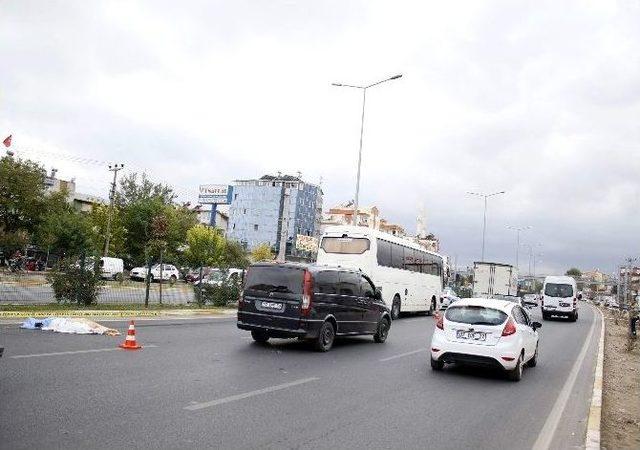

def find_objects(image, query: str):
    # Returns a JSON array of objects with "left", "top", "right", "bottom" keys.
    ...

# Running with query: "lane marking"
[
  {"left": 184, "top": 377, "right": 319, "bottom": 411},
  {"left": 585, "top": 306, "right": 605, "bottom": 449},
  {"left": 379, "top": 349, "right": 424, "bottom": 362},
  {"left": 10, "top": 344, "right": 158, "bottom": 359},
  {"left": 532, "top": 304, "right": 599, "bottom": 450}
]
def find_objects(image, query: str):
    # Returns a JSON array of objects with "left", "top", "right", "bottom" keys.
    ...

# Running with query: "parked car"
[
  {"left": 195, "top": 268, "right": 244, "bottom": 286},
  {"left": 430, "top": 298, "right": 541, "bottom": 381},
  {"left": 185, "top": 266, "right": 215, "bottom": 283},
  {"left": 440, "top": 287, "right": 460, "bottom": 309},
  {"left": 522, "top": 294, "right": 538, "bottom": 307},
  {"left": 541, "top": 276, "right": 580, "bottom": 321},
  {"left": 130, "top": 264, "right": 181, "bottom": 282},
  {"left": 237, "top": 262, "right": 391, "bottom": 352}
]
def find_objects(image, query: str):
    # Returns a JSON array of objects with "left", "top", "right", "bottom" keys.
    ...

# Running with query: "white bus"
[{"left": 316, "top": 225, "right": 445, "bottom": 319}]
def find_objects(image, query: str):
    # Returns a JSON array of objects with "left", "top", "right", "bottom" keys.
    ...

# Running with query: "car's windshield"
[
  {"left": 445, "top": 306, "right": 508, "bottom": 326},
  {"left": 320, "top": 237, "right": 370, "bottom": 254},
  {"left": 545, "top": 283, "right": 574, "bottom": 297}
]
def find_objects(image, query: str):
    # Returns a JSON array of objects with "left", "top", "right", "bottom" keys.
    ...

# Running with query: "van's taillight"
[
  {"left": 301, "top": 270, "right": 314, "bottom": 316},
  {"left": 502, "top": 318, "right": 516, "bottom": 336},
  {"left": 541, "top": 297, "right": 544, "bottom": 307},
  {"left": 436, "top": 314, "right": 444, "bottom": 330},
  {"left": 573, "top": 297, "right": 577, "bottom": 307}
]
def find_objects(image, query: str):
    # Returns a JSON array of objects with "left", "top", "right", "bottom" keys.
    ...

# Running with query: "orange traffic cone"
[{"left": 119, "top": 320, "right": 142, "bottom": 350}]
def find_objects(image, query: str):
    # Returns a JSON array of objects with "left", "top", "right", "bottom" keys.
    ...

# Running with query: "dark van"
[{"left": 237, "top": 263, "right": 391, "bottom": 351}]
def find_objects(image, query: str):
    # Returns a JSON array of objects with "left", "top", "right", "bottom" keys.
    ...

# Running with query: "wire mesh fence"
[{"left": 0, "top": 268, "right": 197, "bottom": 305}]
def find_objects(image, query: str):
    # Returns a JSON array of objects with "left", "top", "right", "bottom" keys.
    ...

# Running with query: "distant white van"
[
  {"left": 541, "top": 275, "right": 580, "bottom": 321},
  {"left": 99, "top": 257, "right": 124, "bottom": 280}
]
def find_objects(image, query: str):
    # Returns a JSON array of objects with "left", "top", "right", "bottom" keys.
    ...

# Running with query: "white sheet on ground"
[{"left": 38, "top": 318, "right": 121, "bottom": 336}]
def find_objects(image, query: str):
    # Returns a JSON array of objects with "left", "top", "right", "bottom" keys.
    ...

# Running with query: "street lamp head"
[
  {"left": 331, "top": 83, "right": 342, "bottom": 87},
  {"left": 390, "top": 74, "right": 403, "bottom": 80}
]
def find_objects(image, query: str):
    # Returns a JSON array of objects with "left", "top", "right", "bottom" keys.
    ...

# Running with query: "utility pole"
[
  {"left": 276, "top": 180, "right": 291, "bottom": 263},
  {"left": 104, "top": 163, "right": 124, "bottom": 257}
]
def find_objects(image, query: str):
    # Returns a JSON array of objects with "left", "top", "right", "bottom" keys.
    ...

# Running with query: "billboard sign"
[
  {"left": 199, "top": 184, "right": 233, "bottom": 204},
  {"left": 295, "top": 234, "right": 319, "bottom": 252}
]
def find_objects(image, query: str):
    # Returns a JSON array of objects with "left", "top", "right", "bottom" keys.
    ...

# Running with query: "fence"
[{"left": 0, "top": 268, "right": 197, "bottom": 305}]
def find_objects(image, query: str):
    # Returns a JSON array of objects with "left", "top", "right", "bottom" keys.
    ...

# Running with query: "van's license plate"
[
  {"left": 456, "top": 330, "right": 486, "bottom": 341},
  {"left": 260, "top": 301, "right": 284, "bottom": 312}
]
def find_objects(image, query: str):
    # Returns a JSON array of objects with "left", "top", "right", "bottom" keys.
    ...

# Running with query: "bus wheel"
[{"left": 391, "top": 296, "right": 401, "bottom": 320}]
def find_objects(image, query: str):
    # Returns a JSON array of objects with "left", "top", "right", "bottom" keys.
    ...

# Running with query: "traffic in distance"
[{"left": 236, "top": 225, "right": 583, "bottom": 382}]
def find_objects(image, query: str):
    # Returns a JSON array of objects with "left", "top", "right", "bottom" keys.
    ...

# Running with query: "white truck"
[{"left": 472, "top": 262, "right": 518, "bottom": 298}]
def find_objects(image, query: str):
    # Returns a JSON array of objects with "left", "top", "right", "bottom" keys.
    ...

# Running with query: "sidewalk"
[{"left": 0, "top": 306, "right": 237, "bottom": 322}]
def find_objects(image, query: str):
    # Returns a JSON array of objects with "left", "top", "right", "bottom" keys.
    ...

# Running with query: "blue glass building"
[{"left": 226, "top": 175, "right": 323, "bottom": 252}]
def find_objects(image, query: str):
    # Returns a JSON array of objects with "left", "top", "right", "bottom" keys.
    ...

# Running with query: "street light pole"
[
  {"left": 467, "top": 191, "right": 505, "bottom": 261},
  {"left": 332, "top": 74, "right": 402, "bottom": 225},
  {"left": 104, "top": 163, "right": 124, "bottom": 257},
  {"left": 506, "top": 225, "right": 531, "bottom": 270}
]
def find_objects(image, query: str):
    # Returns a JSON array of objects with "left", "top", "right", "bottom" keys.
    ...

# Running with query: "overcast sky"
[{"left": 1, "top": 0, "right": 639, "bottom": 275}]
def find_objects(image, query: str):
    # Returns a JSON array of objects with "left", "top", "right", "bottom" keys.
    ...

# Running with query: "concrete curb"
[{"left": 585, "top": 306, "right": 605, "bottom": 449}]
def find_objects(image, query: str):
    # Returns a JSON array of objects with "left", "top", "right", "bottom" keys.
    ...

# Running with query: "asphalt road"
[{"left": 0, "top": 304, "right": 601, "bottom": 450}]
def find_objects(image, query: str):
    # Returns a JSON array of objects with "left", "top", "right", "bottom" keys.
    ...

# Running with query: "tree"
[
  {"left": 0, "top": 156, "right": 47, "bottom": 250},
  {"left": 117, "top": 172, "right": 175, "bottom": 207},
  {"left": 88, "top": 203, "right": 126, "bottom": 258},
  {"left": 221, "top": 240, "right": 250, "bottom": 269},
  {"left": 183, "top": 224, "right": 225, "bottom": 269},
  {"left": 566, "top": 268, "right": 582, "bottom": 278},
  {"left": 251, "top": 243, "right": 274, "bottom": 262}
]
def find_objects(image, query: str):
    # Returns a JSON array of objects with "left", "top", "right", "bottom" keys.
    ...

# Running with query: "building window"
[
  {"left": 254, "top": 224, "right": 258, "bottom": 231},
  {"left": 234, "top": 194, "right": 238, "bottom": 200},
  {"left": 243, "top": 209, "right": 247, "bottom": 214}
]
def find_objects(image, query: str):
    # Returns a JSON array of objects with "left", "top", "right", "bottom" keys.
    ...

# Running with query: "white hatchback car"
[
  {"left": 439, "top": 287, "right": 460, "bottom": 309},
  {"left": 430, "top": 298, "right": 541, "bottom": 381}
]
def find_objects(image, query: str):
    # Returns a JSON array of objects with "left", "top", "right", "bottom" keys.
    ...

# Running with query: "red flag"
[{"left": 2, "top": 135, "right": 11, "bottom": 147}]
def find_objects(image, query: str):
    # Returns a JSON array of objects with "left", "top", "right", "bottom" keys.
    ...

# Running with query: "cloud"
[{"left": 1, "top": 0, "right": 639, "bottom": 275}]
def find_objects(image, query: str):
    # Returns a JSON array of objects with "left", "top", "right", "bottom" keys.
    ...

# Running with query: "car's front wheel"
[
  {"left": 430, "top": 357, "right": 444, "bottom": 371},
  {"left": 507, "top": 354, "right": 523, "bottom": 381},
  {"left": 373, "top": 317, "right": 390, "bottom": 343},
  {"left": 527, "top": 344, "right": 538, "bottom": 367},
  {"left": 314, "top": 321, "right": 335, "bottom": 352}
]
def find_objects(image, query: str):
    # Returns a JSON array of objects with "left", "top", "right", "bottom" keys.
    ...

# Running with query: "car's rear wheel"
[
  {"left": 251, "top": 330, "right": 270, "bottom": 344},
  {"left": 391, "top": 296, "right": 401, "bottom": 320},
  {"left": 570, "top": 311, "right": 578, "bottom": 322},
  {"left": 507, "top": 354, "right": 523, "bottom": 381},
  {"left": 430, "top": 357, "right": 444, "bottom": 371},
  {"left": 314, "top": 321, "right": 335, "bottom": 352},
  {"left": 527, "top": 344, "right": 538, "bottom": 367},
  {"left": 542, "top": 311, "right": 550, "bottom": 320},
  {"left": 373, "top": 317, "right": 390, "bottom": 343}
]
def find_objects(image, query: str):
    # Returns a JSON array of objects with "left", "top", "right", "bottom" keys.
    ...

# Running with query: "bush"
[
  {"left": 46, "top": 258, "right": 104, "bottom": 306},
  {"left": 193, "top": 275, "right": 240, "bottom": 307}
]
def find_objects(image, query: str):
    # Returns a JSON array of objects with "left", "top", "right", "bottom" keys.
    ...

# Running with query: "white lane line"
[
  {"left": 184, "top": 377, "right": 319, "bottom": 411},
  {"left": 379, "top": 349, "right": 424, "bottom": 362},
  {"left": 10, "top": 344, "right": 158, "bottom": 359},
  {"left": 532, "top": 304, "right": 599, "bottom": 450}
]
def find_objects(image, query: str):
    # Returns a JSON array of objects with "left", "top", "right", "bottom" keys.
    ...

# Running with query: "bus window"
[
  {"left": 391, "top": 243, "right": 404, "bottom": 269},
  {"left": 321, "top": 237, "right": 370, "bottom": 254},
  {"left": 376, "top": 239, "right": 392, "bottom": 267}
]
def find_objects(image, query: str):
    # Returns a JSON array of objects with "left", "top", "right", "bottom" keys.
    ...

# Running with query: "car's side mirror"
[
  {"left": 577, "top": 294, "right": 583, "bottom": 301},
  {"left": 531, "top": 321, "right": 542, "bottom": 331}
]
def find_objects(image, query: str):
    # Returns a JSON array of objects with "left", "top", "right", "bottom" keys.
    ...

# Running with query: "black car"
[{"left": 237, "top": 262, "right": 391, "bottom": 352}]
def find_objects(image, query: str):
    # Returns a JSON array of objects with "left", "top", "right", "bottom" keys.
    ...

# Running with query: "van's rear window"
[
  {"left": 445, "top": 306, "right": 508, "bottom": 326},
  {"left": 321, "top": 237, "right": 370, "bottom": 254},
  {"left": 544, "top": 283, "right": 573, "bottom": 297},
  {"left": 245, "top": 266, "right": 303, "bottom": 294}
]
